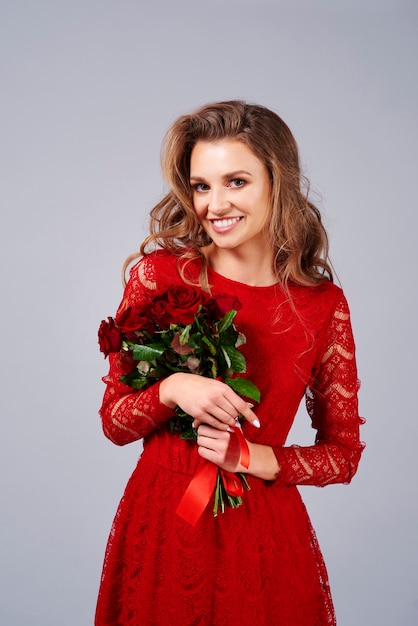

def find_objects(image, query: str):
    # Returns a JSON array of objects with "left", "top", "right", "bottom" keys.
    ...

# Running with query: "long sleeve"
[
  {"left": 272, "top": 293, "right": 365, "bottom": 486},
  {"left": 99, "top": 254, "right": 175, "bottom": 446}
]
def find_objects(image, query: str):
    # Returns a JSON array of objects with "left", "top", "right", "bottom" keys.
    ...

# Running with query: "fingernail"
[
  {"left": 247, "top": 403, "right": 254, "bottom": 409},
  {"left": 227, "top": 426, "right": 234, "bottom": 433},
  {"left": 253, "top": 418, "right": 261, "bottom": 428}
]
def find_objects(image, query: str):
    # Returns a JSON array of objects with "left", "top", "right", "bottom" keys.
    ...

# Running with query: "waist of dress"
[{"left": 142, "top": 427, "right": 203, "bottom": 476}]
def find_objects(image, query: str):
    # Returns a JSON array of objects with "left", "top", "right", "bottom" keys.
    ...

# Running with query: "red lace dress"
[{"left": 95, "top": 251, "right": 364, "bottom": 626}]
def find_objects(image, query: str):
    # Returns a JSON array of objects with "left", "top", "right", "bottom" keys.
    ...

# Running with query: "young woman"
[{"left": 95, "top": 101, "right": 364, "bottom": 625}]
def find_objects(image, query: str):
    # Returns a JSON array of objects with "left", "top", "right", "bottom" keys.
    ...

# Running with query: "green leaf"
[
  {"left": 202, "top": 335, "right": 217, "bottom": 356},
  {"left": 179, "top": 324, "right": 191, "bottom": 345},
  {"left": 187, "top": 332, "right": 202, "bottom": 349},
  {"left": 235, "top": 332, "right": 246, "bottom": 348},
  {"left": 208, "top": 357, "right": 218, "bottom": 379},
  {"left": 194, "top": 315, "right": 204, "bottom": 333},
  {"left": 225, "top": 377, "right": 261, "bottom": 403},
  {"left": 179, "top": 429, "right": 198, "bottom": 441},
  {"left": 223, "top": 346, "right": 246, "bottom": 373},
  {"left": 221, "top": 347, "right": 231, "bottom": 368},
  {"left": 132, "top": 343, "right": 165, "bottom": 361},
  {"left": 217, "top": 309, "right": 237, "bottom": 333},
  {"left": 120, "top": 374, "right": 149, "bottom": 390},
  {"left": 219, "top": 324, "right": 239, "bottom": 347}
]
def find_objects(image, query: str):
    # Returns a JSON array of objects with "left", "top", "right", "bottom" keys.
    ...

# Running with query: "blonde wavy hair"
[{"left": 124, "top": 100, "right": 333, "bottom": 288}]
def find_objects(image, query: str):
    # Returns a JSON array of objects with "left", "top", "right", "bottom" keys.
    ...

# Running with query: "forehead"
[{"left": 190, "top": 139, "right": 265, "bottom": 174}]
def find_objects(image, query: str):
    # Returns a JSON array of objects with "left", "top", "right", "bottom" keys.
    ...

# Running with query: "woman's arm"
[
  {"left": 99, "top": 255, "right": 175, "bottom": 445},
  {"left": 99, "top": 253, "right": 260, "bottom": 446},
  {"left": 194, "top": 293, "right": 364, "bottom": 485},
  {"left": 99, "top": 356, "right": 175, "bottom": 446},
  {"left": 272, "top": 293, "right": 365, "bottom": 486}
]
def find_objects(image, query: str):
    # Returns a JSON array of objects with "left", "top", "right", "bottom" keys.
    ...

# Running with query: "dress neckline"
[{"left": 207, "top": 265, "right": 282, "bottom": 292}]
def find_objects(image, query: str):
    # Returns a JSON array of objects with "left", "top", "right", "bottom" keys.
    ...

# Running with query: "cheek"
[
  {"left": 192, "top": 197, "right": 206, "bottom": 220},
  {"left": 256, "top": 191, "right": 272, "bottom": 222}
]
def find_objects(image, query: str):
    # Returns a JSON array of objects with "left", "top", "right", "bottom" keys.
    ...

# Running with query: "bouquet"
[{"left": 98, "top": 285, "right": 260, "bottom": 521}]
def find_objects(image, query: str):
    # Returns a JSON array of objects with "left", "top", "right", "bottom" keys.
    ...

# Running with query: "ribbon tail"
[
  {"left": 176, "top": 425, "right": 250, "bottom": 525},
  {"left": 176, "top": 461, "right": 218, "bottom": 526},
  {"left": 231, "top": 424, "right": 250, "bottom": 469}
]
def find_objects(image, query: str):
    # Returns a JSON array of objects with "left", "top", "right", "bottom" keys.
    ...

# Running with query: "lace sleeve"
[
  {"left": 272, "top": 293, "right": 365, "bottom": 486},
  {"left": 99, "top": 255, "right": 175, "bottom": 446}
]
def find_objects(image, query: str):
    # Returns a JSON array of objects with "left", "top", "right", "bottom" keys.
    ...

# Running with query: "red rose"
[
  {"left": 205, "top": 294, "right": 243, "bottom": 321},
  {"left": 115, "top": 305, "right": 155, "bottom": 336},
  {"left": 118, "top": 349, "right": 137, "bottom": 375},
  {"left": 98, "top": 317, "right": 122, "bottom": 357},
  {"left": 148, "top": 286, "right": 205, "bottom": 328}
]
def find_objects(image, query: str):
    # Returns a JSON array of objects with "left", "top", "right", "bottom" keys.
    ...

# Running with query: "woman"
[{"left": 95, "top": 101, "right": 364, "bottom": 625}]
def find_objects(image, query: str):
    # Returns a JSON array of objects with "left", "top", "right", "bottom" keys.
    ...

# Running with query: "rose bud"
[{"left": 98, "top": 317, "right": 122, "bottom": 357}]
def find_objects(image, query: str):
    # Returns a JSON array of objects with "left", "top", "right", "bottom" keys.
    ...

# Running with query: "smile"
[{"left": 211, "top": 217, "right": 242, "bottom": 228}]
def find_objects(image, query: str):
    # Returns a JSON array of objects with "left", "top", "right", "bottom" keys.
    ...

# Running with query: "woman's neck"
[{"left": 204, "top": 245, "right": 277, "bottom": 287}]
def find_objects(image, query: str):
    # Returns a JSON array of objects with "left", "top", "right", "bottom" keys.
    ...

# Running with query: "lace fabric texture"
[
  {"left": 273, "top": 296, "right": 365, "bottom": 487},
  {"left": 95, "top": 251, "right": 364, "bottom": 626}
]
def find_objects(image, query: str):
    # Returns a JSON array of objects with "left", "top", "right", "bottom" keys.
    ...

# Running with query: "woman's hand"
[
  {"left": 160, "top": 373, "right": 280, "bottom": 480},
  {"left": 196, "top": 424, "right": 243, "bottom": 472},
  {"left": 196, "top": 423, "right": 281, "bottom": 480},
  {"left": 159, "top": 372, "right": 260, "bottom": 431}
]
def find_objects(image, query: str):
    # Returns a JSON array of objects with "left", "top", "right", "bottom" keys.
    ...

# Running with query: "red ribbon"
[
  {"left": 233, "top": 424, "right": 250, "bottom": 469},
  {"left": 176, "top": 425, "right": 250, "bottom": 526}
]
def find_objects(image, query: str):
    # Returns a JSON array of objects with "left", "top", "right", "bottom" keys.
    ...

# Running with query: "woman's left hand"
[{"left": 196, "top": 423, "right": 246, "bottom": 473}]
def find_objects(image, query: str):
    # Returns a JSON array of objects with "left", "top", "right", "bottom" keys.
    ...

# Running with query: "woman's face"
[{"left": 190, "top": 139, "right": 272, "bottom": 256}]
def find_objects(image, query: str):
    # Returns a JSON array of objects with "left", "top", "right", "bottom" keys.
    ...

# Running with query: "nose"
[{"left": 207, "top": 186, "right": 231, "bottom": 215}]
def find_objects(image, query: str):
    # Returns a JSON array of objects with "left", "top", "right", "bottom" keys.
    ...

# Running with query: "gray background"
[{"left": 1, "top": 1, "right": 417, "bottom": 624}]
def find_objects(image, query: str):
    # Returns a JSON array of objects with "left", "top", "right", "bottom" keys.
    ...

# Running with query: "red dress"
[{"left": 95, "top": 251, "right": 364, "bottom": 626}]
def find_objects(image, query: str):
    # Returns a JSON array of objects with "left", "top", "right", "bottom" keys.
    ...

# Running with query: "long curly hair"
[{"left": 125, "top": 100, "right": 332, "bottom": 288}]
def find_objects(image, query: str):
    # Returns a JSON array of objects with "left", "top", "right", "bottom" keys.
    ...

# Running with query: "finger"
[
  {"left": 197, "top": 424, "right": 229, "bottom": 438},
  {"left": 192, "top": 416, "right": 232, "bottom": 431},
  {"left": 194, "top": 400, "right": 260, "bottom": 430},
  {"left": 197, "top": 429, "right": 230, "bottom": 455},
  {"left": 197, "top": 426, "right": 242, "bottom": 469},
  {"left": 232, "top": 401, "right": 261, "bottom": 429},
  {"left": 192, "top": 395, "right": 240, "bottom": 428},
  {"left": 206, "top": 396, "right": 242, "bottom": 425},
  {"left": 197, "top": 430, "right": 230, "bottom": 455}
]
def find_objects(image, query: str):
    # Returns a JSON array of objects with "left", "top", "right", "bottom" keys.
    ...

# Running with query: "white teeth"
[{"left": 212, "top": 217, "right": 241, "bottom": 227}]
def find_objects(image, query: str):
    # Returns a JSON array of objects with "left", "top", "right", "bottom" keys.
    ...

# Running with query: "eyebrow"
[{"left": 189, "top": 170, "right": 253, "bottom": 181}]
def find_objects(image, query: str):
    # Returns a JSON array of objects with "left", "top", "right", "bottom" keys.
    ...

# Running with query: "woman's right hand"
[{"left": 159, "top": 372, "right": 260, "bottom": 431}]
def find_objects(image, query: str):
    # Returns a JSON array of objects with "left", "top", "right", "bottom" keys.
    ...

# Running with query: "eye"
[
  {"left": 229, "top": 178, "right": 246, "bottom": 188},
  {"left": 191, "top": 182, "right": 209, "bottom": 192}
]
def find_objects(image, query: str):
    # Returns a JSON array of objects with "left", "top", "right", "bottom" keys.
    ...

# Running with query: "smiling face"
[{"left": 189, "top": 139, "right": 272, "bottom": 257}]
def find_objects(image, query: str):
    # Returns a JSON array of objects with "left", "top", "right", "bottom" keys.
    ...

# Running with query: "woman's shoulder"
[
  {"left": 128, "top": 250, "right": 177, "bottom": 288},
  {"left": 290, "top": 276, "right": 341, "bottom": 297},
  {"left": 128, "top": 249, "right": 200, "bottom": 291},
  {"left": 289, "top": 278, "right": 347, "bottom": 321},
  {"left": 312, "top": 278, "right": 343, "bottom": 300}
]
